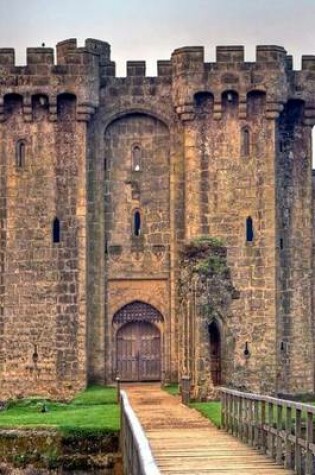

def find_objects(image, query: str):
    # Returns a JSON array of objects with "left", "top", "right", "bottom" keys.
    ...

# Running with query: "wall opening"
[
  {"left": 4, "top": 94, "right": 23, "bottom": 118},
  {"left": 208, "top": 320, "right": 221, "bottom": 386},
  {"left": 53, "top": 217, "right": 60, "bottom": 243},
  {"left": 246, "top": 216, "right": 254, "bottom": 242},
  {"left": 222, "top": 90, "right": 239, "bottom": 117},
  {"left": 16, "top": 140, "right": 26, "bottom": 168},
  {"left": 57, "top": 93, "right": 77, "bottom": 121},
  {"left": 194, "top": 91, "right": 214, "bottom": 115},
  {"left": 241, "top": 127, "right": 250, "bottom": 157},
  {"left": 133, "top": 210, "right": 141, "bottom": 236},
  {"left": 132, "top": 145, "right": 141, "bottom": 171},
  {"left": 32, "top": 94, "right": 49, "bottom": 121},
  {"left": 113, "top": 301, "right": 164, "bottom": 382},
  {"left": 116, "top": 321, "right": 161, "bottom": 381}
]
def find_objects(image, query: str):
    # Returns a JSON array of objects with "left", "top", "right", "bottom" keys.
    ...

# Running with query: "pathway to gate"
[{"left": 124, "top": 384, "right": 294, "bottom": 475}]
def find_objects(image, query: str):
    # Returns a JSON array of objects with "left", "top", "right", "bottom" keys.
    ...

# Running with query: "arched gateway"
[{"left": 113, "top": 301, "right": 163, "bottom": 381}]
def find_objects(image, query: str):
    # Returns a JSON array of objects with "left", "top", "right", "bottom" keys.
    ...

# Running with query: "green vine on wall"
[{"left": 182, "top": 236, "right": 228, "bottom": 278}]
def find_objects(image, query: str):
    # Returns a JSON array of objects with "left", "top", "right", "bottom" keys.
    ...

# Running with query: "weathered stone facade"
[{"left": 0, "top": 39, "right": 315, "bottom": 399}]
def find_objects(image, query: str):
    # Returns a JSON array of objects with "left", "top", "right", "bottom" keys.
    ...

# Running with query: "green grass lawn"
[
  {"left": 163, "top": 384, "right": 180, "bottom": 396},
  {"left": 191, "top": 401, "right": 222, "bottom": 428},
  {"left": 0, "top": 385, "right": 120, "bottom": 435}
]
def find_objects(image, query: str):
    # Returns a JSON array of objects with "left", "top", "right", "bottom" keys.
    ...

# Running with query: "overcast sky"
[{"left": 1, "top": 0, "right": 315, "bottom": 75}]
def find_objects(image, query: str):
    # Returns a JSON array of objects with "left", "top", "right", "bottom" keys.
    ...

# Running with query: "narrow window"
[
  {"left": 222, "top": 90, "right": 239, "bottom": 117},
  {"left": 132, "top": 145, "right": 141, "bottom": 171},
  {"left": 16, "top": 140, "right": 26, "bottom": 168},
  {"left": 133, "top": 211, "right": 141, "bottom": 236},
  {"left": 241, "top": 128, "right": 250, "bottom": 157},
  {"left": 246, "top": 216, "right": 254, "bottom": 242},
  {"left": 53, "top": 217, "right": 60, "bottom": 243}
]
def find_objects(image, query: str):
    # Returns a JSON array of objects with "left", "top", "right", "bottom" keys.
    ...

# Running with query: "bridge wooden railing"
[
  {"left": 120, "top": 390, "right": 160, "bottom": 475},
  {"left": 220, "top": 387, "right": 315, "bottom": 475}
]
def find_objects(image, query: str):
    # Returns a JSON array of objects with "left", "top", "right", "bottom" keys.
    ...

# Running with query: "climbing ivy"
[
  {"left": 182, "top": 236, "right": 228, "bottom": 278},
  {"left": 193, "top": 255, "right": 227, "bottom": 277}
]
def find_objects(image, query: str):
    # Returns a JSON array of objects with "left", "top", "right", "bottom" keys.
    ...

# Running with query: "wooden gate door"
[{"left": 117, "top": 321, "right": 161, "bottom": 381}]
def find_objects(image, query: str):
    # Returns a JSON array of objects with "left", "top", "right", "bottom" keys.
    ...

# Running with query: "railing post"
[
  {"left": 231, "top": 394, "right": 235, "bottom": 434},
  {"left": 284, "top": 405, "right": 292, "bottom": 469},
  {"left": 230, "top": 394, "right": 234, "bottom": 434},
  {"left": 245, "top": 398, "right": 249, "bottom": 444},
  {"left": 295, "top": 408, "right": 302, "bottom": 475},
  {"left": 232, "top": 394, "right": 237, "bottom": 436},
  {"left": 181, "top": 375, "right": 191, "bottom": 405},
  {"left": 276, "top": 403, "right": 283, "bottom": 465},
  {"left": 239, "top": 397, "right": 244, "bottom": 440},
  {"left": 261, "top": 400, "right": 266, "bottom": 453},
  {"left": 227, "top": 393, "right": 231, "bottom": 433},
  {"left": 235, "top": 395, "right": 240, "bottom": 437},
  {"left": 268, "top": 401, "right": 275, "bottom": 459},
  {"left": 306, "top": 411, "right": 313, "bottom": 475},
  {"left": 248, "top": 399, "right": 253, "bottom": 446},
  {"left": 221, "top": 390, "right": 226, "bottom": 430},
  {"left": 253, "top": 399, "right": 259, "bottom": 448}
]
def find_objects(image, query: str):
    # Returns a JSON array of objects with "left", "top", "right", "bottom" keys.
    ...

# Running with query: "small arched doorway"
[
  {"left": 208, "top": 320, "right": 221, "bottom": 386},
  {"left": 113, "top": 301, "right": 163, "bottom": 382}
]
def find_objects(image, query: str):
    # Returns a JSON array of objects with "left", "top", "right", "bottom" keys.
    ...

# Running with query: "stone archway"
[{"left": 113, "top": 301, "right": 163, "bottom": 382}]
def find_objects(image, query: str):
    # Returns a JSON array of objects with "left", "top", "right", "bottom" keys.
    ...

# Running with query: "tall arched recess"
[
  {"left": 103, "top": 112, "right": 170, "bottom": 252},
  {"left": 113, "top": 301, "right": 164, "bottom": 382},
  {"left": 102, "top": 111, "right": 171, "bottom": 383}
]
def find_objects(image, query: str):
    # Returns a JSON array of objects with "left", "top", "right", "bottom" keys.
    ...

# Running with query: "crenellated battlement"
[
  {"left": 126, "top": 61, "right": 146, "bottom": 77},
  {"left": 216, "top": 46, "right": 244, "bottom": 62},
  {"left": 171, "top": 44, "right": 291, "bottom": 76},
  {"left": 0, "top": 39, "right": 314, "bottom": 78},
  {"left": 0, "top": 39, "right": 315, "bottom": 125},
  {"left": 27, "top": 47, "right": 54, "bottom": 65},
  {"left": 0, "top": 48, "right": 15, "bottom": 65},
  {"left": 0, "top": 38, "right": 113, "bottom": 70},
  {"left": 256, "top": 45, "right": 287, "bottom": 63},
  {"left": 302, "top": 55, "right": 315, "bottom": 71}
]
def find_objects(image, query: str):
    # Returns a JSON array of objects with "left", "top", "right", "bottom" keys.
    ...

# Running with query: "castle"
[{"left": 0, "top": 38, "right": 314, "bottom": 400}]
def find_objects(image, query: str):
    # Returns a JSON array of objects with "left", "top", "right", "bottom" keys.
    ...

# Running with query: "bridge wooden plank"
[
  {"left": 160, "top": 471, "right": 292, "bottom": 474},
  {"left": 124, "top": 384, "right": 295, "bottom": 475}
]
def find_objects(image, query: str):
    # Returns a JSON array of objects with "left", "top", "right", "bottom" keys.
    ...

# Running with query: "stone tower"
[{"left": 0, "top": 39, "right": 314, "bottom": 399}]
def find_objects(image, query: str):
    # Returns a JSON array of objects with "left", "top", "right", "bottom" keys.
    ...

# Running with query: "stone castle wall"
[
  {"left": 276, "top": 101, "right": 314, "bottom": 394},
  {"left": 0, "top": 39, "right": 104, "bottom": 398},
  {"left": 0, "top": 39, "right": 314, "bottom": 398},
  {"left": 170, "top": 45, "right": 315, "bottom": 394}
]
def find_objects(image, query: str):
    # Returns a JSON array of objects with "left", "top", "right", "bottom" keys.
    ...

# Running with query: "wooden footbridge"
[{"left": 120, "top": 384, "right": 305, "bottom": 475}]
